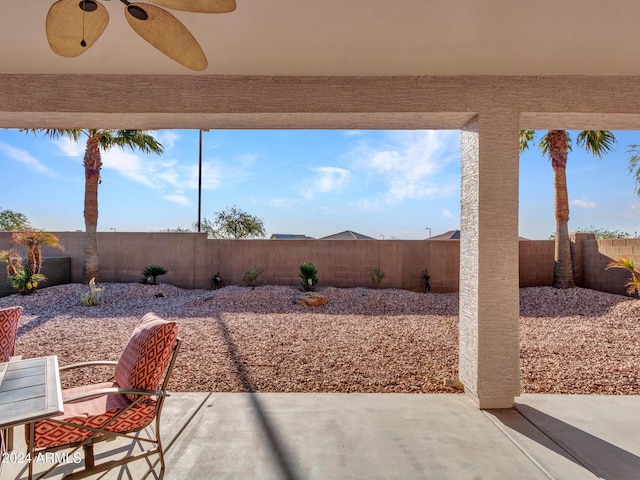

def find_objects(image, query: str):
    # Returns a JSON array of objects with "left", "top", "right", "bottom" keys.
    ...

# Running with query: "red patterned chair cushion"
[
  {"left": 31, "top": 382, "right": 156, "bottom": 449},
  {"left": 114, "top": 312, "right": 178, "bottom": 402},
  {"left": 0, "top": 306, "right": 22, "bottom": 362}
]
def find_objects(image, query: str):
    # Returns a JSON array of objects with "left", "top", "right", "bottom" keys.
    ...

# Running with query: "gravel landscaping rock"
[{"left": 1, "top": 283, "right": 637, "bottom": 395}]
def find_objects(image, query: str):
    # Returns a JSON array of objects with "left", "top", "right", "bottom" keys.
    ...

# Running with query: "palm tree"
[
  {"left": 520, "top": 130, "right": 617, "bottom": 288},
  {"left": 23, "top": 129, "right": 164, "bottom": 282}
]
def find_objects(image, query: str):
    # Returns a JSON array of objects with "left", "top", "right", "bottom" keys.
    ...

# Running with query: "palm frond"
[
  {"left": 606, "top": 256, "right": 635, "bottom": 272},
  {"left": 11, "top": 231, "right": 63, "bottom": 250},
  {"left": 576, "top": 130, "right": 617, "bottom": 158},
  {"left": 110, "top": 130, "right": 164, "bottom": 155},
  {"left": 519, "top": 130, "right": 535, "bottom": 152},
  {"left": 20, "top": 129, "right": 84, "bottom": 142},
  {"left": 626, "top": 144, "right": 640, "bottom": 195}
]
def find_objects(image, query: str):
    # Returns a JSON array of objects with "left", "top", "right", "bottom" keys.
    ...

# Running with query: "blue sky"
[{"left": 1, "top": 128, "right": 640, "bottom": 240}]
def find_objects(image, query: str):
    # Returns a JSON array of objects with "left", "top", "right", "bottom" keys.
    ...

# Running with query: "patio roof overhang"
[{"left": 3, "top": 0, "right": 640, "bottom": 409}]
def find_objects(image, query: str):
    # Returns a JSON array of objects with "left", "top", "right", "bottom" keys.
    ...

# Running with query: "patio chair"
[
  {"left": 0, "top": 305, "right": 22, "bottom": 363},
  {"left": 0, "top": 305, "right": 23, "bottom": 453},
  {"left": 26, "top": 312, "right": 180, "bottom": 480}
]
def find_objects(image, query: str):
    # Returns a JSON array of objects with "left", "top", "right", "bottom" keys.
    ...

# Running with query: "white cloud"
[
  {"left": 0, "top": 142, "right": 59, "bottom": 177},
  {"left": 313, "top": 167, "right": 351, "bottom": 193},
  {"left": 101, "top": 150, "right": 221, "bottom": 191},
  {"left": 162, "top": 194, "right": 191, "bottom": 206},
  {"left": 570, "top": 199, "right": 596, "bottom": 209},
  {"left": 53, "top": 136, "right": 85, "bottom": 157},
  {"left": 352, "top": 130, "right": 460, "bottom": 204},
  {"left": 157, "top": 131, "right": 180, "bottom": 150},
  {"left": 301, "top": 167, "right": 351, "bottom": 199},
  {"left": 442, "top": 209, "right": 454, "bottom": 219}
]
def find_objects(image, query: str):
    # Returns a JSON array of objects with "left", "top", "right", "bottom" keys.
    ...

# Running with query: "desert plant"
[
  {"left": 371, "top": 267, "right": 385, "bottom": 288},
  {"left": 80, "top": 277, "right": 104, "bottom": 306},
  {"left": 299, "top": 262, "right": 318, "bottom": 291},
  {"left": 212, "top": 272, "right": 222, "bottom": 290},
  {"left": 7, "top": 261, "right": 44, "bottom": 295},
  {"left": 242, "top": 266, "right": 264, "bottom": 286},
  {"left": 422, "top": 269, "right": 431, "bottom": 292},
  {"left": 606, "top": 257, "right": 640, "bottom": 296},
  {"left": 141, "top": 265, "right": 168, "bottom": 285},
  {"left": 0, "top": 249, "right": 20, "bottom": 277},
  {"left": 0, "top": 231, "right": 63, "bottom": 295}
]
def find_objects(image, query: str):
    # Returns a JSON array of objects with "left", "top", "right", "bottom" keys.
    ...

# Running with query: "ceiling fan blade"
[
  {"left": 46, "top": 0, "right": 109, "bottom": 57},
  {"left": 150, "top": 0, "right": 236, "bottom": 13},
  {"left": 124, "top": 3, "right": 208, "bottom": 71}
]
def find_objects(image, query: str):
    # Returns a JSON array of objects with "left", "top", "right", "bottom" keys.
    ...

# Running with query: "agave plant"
[{"left": 80, "top": 277, "right": 104, "bottom": 306}]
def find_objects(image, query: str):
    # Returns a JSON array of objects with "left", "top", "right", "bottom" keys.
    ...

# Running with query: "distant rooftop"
[
  {"left": 270, "top": 234, "right": 316, "bottom": 240},
  {"left": 320, "top": 230, "right": 375, "bottom": 240},
  {"left": 429, "top": 230, "right": 461, "bottom": 240},
  {"left": 429, "top": 230, "right": 529, "bottom": 240}
]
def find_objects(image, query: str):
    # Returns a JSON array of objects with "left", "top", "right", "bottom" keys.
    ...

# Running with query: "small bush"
[
  {"left": 8, "top": 261, "right": 44, "bottom": 295},
  {"left": 141, "top": 265, "right": 168, "bottom": 285},
  {"left": 422, "top": 269, "right": 431, "bottom": 292},
  {"left": 371, "top": 267, "right": 385, "bottom": 288},
  {"left": 242, "top": 266, "right": 264, "bottom": 286},
  {"left": 299, "top": 262, "right": 318, "bottom": 291}
]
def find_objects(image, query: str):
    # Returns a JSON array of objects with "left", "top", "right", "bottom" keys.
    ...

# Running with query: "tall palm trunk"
[
  {"left": 548, "top": 130, "right": 575, "bottom": 288},
  {"left": 83, "top": 136, "right": 102, "bottom": 282}
]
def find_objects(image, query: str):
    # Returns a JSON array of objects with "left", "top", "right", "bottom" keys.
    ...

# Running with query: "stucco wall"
[{"left": 1, "top": 232, "right": 556, "bottom": 295}]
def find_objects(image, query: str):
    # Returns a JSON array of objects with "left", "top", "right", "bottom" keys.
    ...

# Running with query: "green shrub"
[
  {"left": 422, "top": 269, "right": 431, "bottom": 292},
  {"left": 299, "top": 262, "right": 318, "bottom": 291},
  {"left": 371, "top": 267, "right": 385, "bottom": 288},
  {"left": 141, "top": 265, "right": 168, "bottom": 285},
  {"left": 6, "top": 260, "right": 44, "bottom": 295},
  {"left": 242, "top": 266, "right": 264, "bottom": 286}
]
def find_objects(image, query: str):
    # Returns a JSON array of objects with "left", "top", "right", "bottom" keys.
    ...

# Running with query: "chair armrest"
[
  {"left": 60, "top": 360, "right": 118, "bottom": 372},
  {"left": 64, "top": 387, "right": 169, "bottom": 404}
]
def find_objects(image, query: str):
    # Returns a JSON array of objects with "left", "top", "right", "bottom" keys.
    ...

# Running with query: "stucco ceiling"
[{"left": 3, "top": 0, "right": 640, "bottom": 76}]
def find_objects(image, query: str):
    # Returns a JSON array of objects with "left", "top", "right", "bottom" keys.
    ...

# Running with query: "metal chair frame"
[{"left": 27, "top": 339, "right": 181, "bottom": 480}]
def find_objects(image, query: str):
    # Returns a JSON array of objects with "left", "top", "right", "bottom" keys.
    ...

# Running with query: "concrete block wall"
[
  {"left": 210, "top": 239, "right": 460, "bottom": 292},
  {"left": 582, "top": 238, "right": 640, "bottom": 296},
  {"left": 519, "top": 240, "right": 555, "bottom": 287},
  {"left": 1, "top": 231, "right": 560, "bottom": 294}
]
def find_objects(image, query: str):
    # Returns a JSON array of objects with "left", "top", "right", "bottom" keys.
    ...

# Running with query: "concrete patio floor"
[{"left": 3, "top": 393, "right": 639, "bottom": 479}]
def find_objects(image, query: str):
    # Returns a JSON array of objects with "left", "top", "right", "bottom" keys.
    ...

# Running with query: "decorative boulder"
[
  {"left": 443, "top": 377, "right": 464, "bottom": 390},
  {"left": 294, "top": 292, "right": 328, "bottom": 306}
]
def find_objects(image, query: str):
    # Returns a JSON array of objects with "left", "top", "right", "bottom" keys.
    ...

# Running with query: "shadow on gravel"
[{"left": 215, "top": 313, "right": 302, "bottom": 480}]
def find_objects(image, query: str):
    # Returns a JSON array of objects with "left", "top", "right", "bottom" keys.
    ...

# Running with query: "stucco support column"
[{"left": 459, "top": 113, "right": 520, "bottom": 409}]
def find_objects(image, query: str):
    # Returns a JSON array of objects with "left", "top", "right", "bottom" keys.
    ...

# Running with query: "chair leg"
[{"left": 83, "top": 444, "right": 95, "bottom": 469}]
